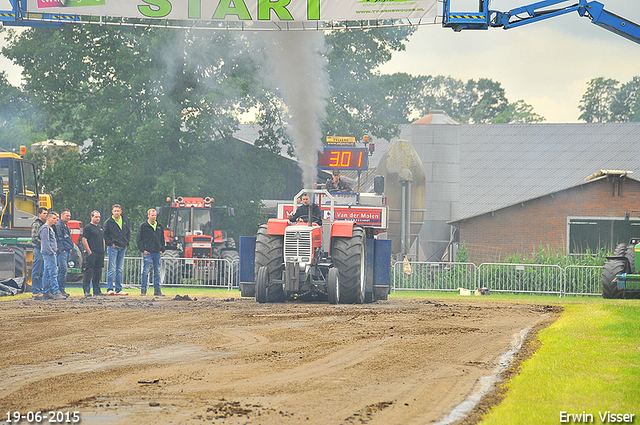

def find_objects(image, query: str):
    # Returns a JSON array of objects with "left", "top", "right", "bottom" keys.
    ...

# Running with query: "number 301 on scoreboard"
[{"left": 317, "top": 147, "right": 368, "bottom": 171}]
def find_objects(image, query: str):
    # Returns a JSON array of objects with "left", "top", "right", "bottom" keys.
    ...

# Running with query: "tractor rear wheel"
[
  {"left": 161, "top": 250, "right": 181, "bottom": 285},
  {"left": 327, "top": 267, "right": 339, "bottom": 304},
  {"left": 218, "top": 249, "right": 239, "bottom": 287},
  {"left": 332, "top": 226, "right": 366, "bottom": 304},
  {"left": 602, "top": 242, "right": 634, "bottom": 299},
  {"left": 255, "top": 224, "right": 284, "bottom": 281},
  {"left": 602, "top": 258, "right": 625, "bottom": 299}
]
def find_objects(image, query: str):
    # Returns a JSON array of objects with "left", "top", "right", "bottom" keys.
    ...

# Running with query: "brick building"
[{"left": 450, "top": 171, "right": 640, "bottom": 263}]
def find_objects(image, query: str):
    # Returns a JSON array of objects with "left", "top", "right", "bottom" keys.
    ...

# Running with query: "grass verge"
[{"left": 479, "top": 300, "right": 640, "bottom": 425}]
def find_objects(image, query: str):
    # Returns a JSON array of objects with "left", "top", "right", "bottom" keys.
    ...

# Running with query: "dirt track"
[{"left": 0, "top": 296, "right": 557, "bottom": 424}]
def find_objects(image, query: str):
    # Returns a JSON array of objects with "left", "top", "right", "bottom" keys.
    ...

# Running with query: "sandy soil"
[{"left": 0, "top": 295, "right": 558, "bottom": 425}]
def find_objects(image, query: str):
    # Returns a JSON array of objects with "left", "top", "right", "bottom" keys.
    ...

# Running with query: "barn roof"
[{"left": 235, "top": 122, "right": 640, "bottom": 220}]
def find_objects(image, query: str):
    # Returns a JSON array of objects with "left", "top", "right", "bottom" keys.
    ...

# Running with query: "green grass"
[{"left": 481, "top": 301, "right": 640, "bottom": 425}]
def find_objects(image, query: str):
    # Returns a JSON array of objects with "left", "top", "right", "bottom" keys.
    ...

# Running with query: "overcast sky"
[{"left": 379, "top": 0, "right": 640, "bottom": 122}]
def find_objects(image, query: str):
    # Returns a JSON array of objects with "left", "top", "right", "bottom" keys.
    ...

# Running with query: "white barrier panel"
[
  {"left": 392, "top": 261, "right": 603, "bottom": 297},
  {"left": 101, "top": 257, "right": 238, "bottom": 289}
]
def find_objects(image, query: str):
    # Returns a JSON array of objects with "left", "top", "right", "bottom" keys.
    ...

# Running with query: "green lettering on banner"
[
  {"left": 307, "top": 0, "right": 319, "bottom": 20},
  {"left": 138, "top": 0, "right": 172, "bottom": 17},
  {"left": 213, "top": 0, "right": 252, "bottom": 20},
  {"left": 188, "top": 0, "right": 200, "bottom": 18},
  {"left": 64, "top": 0, "right": 105, "bottom": 6},
  {"left": 258, "top": 0, "right": 293, "bottom": 20}
]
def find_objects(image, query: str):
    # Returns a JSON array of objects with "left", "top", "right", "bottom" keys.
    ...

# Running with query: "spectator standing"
[
  {"left": 55, "top": 209, "right": 73, "bottom": 298},
  {"left": 103, "top": 204, "right": 130, "bottom": 296},
  {"left": 30, "top": 207, "right": 48, "bottom": 300},
  {"left": 137, "top": 208, "right": 165, "bottom": 297},
  {"left": 40, "top": 211, "right": 65, "bottom": 300},
  {"left": 82, "top": 210, "right": 105, "bottom": 297}
]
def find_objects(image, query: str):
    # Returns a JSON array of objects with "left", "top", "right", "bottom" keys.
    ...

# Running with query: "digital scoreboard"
[{"left": 317, "top": 147, "right": 368, "bottom": 171}]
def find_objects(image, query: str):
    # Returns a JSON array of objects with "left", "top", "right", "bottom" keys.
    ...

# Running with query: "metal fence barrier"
[
  {"left": 98, "top": 257, "right": 238, "bottom": 290},
  {"left": 393, "top": 261, "right": 603, "bottom": 297},
  {"left": 393, "top": 261, "right": 477, "bottom": 292}
]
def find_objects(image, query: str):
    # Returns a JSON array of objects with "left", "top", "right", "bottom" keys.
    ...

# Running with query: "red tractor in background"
[
  {"left": 65, "top": 219, "right": 84, "bottom": 282},
  {"left": 158, "top": 196, "right": 238, "bottom": 285}
]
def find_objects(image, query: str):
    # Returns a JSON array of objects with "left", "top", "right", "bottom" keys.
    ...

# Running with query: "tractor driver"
[
  {"left": 325, "top": 170, "right": 352, "bottom": 192},
  {"left": 288, "top": 193, "right": 322, "bottom": 226}
]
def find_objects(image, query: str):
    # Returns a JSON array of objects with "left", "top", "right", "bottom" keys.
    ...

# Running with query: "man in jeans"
[
  {"left": 55, "top": 209, "right": 73, "bottom": 298},
  {"left": 103, "top": 204, "right": 131, "bottom": 295},
  {"left": 30, "top": 207, "right": 48, "bottom": 300},
  {"left": 40, "top": 211, "right": 65, "bottom": 300},
  {"left": 137, "top": 208, "right": 165, "bottom": 296}
]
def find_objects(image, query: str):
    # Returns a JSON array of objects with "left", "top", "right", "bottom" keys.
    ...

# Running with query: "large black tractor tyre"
[
  {"left": 218, "top": 249, "right": 239, "bottom": 287},
  {"left": 332, "top": 226, "right": 366, "bottom": 304},
  {"left": 161, "top": 249, "right": 181, "bottom": 285},
  {"left": 66, "top": 244, "right": 84, "bottom": 283},
  {"left": 327, "top": 267, "right": 339, "bottom": 304},
  {"left": 256, "top": 266, "right": 269, "bottom": 303},
  {"left": 602, "top": 258, "right": 625, "bottom": 299},
  {"left": 602, "top": 242, "right": 639, "bottom": 299},
  {"left": 254, "top": 265, "right": 286, "bottom": 303},
  {"left": 255, "top": 224, "right": 284, "bottom": 281},
  {"left": 14, "top": 246, "right": 25, "bottom": 278}
]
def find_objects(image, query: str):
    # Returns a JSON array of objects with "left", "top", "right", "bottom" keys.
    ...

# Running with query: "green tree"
[
  {"left": 578, "top": 77, "right": 620, "bottom": 123},
  {"left": 610, "top": 76, "right": 640, "bottom": 122},
  {"left": 4, "top": 25, "right": 273, "bottom": 236},
  {"left": 324, "top": 27, "right": 416, "bottom": 141},
  {"left": 492, "top": 99, "right": 546, "bottom": 123}
]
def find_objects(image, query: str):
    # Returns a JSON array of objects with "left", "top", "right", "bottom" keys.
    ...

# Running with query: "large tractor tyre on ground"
[
  {"left": 14, "top": 247, "right": 25, "bottom": 278},
  {"left": 218, "top": 249, "right": 239, "bottom": 287},
  {"left": 602, "top": 259, "right": 625, "bottom": 299},
  {"left": 327, "top": 267, "right": 339, "bottom": 304},
  {"left": 66, "top": 244, "right": 84, "bottom": 283},
  {"left": 602, "top": 242, "right": 637, "bottom": 299},
  {"left": 256, "top": 266, "right": 269, "bottom": 303},
  {"left": 161, "top": 250, "right": 181, "bottom": 285},
  {"left": 255, "top": 224, "right": 284, "bottom": 281},
  {"left": 255, "top": 266, "right": 285, "bottom": 303},
  {"left": 331, "top": 226, "right": 366, "bottom": 304}
]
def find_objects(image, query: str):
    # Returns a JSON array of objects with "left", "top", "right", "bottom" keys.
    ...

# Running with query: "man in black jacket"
[
  {"left": 103, "top": 204, "right": 131, "bottom": 295},
  {"left": 137, "top": 208, "right": 165, "bottom": 296},
  {"left": 287, "top": 193, "right": 322, "bottom": 226}
]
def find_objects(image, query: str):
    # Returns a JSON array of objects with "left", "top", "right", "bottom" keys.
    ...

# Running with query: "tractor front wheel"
[{"left": 327, "top": 267, "right": 339, "bottom": 304}]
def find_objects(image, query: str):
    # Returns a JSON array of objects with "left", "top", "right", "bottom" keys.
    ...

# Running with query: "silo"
[
  {"left": 376, "top": 139, "right": 426, "bottom": 257},
  {"left": 411, "top": 110, "right": 460, "bottom": 262}
]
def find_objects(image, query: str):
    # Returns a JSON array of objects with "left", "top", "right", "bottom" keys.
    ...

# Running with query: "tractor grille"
[{"left": 284, "top": 228, "right": 313, "bottom": 263}]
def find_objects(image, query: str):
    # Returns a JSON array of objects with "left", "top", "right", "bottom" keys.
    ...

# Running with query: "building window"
[{"left": 567, "top": 216, "right": 640, "bottom": 254}]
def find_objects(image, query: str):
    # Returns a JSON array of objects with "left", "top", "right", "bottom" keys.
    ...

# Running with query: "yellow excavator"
[{"left": 0, "top": 146, "right": 51, "bottom": 292}]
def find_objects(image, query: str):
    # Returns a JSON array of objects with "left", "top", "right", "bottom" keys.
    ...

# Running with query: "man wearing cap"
[{"left": 325, "top": 170, "right": 352, "bottom": 192}]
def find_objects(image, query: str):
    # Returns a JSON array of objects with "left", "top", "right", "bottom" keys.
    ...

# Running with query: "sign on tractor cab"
[{"left": 277, "top": 203, "right": 387, "bottom": 229}]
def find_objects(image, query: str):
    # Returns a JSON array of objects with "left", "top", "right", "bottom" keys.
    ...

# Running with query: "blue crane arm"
[
  {"left": 0, "top": 0, "right": 79, "bottom": 27},
  {"left": 443, "top": 0, "right": 640, "bottom": 45}
]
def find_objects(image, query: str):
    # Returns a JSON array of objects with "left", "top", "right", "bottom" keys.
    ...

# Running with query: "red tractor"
[
  {"left": 159, "top": 196, "right": 238, "bottom": 285},
  {"left": 241, "top": 189, "right": 391, "bottom": 303},
  {"left": 65, "top": 219, "right": 84, "bottom": 282}
]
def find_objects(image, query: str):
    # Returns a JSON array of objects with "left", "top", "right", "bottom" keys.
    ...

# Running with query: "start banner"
[{"left": 28, "top": 0, "right": 438, "bottom": 23}]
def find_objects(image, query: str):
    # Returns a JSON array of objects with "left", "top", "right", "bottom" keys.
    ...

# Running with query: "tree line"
[{"left": 0, "top": 25, "right": 623, "bottom": 237}]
